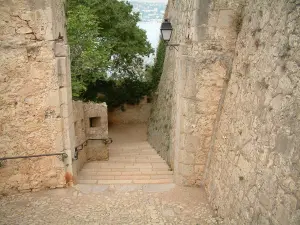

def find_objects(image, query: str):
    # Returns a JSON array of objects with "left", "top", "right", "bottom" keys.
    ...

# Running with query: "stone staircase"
[{"left": 77, "top": 141, "right": 173, "bottom": 185}]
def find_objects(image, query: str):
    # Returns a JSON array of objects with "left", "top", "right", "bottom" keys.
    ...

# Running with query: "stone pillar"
[{"left": 55, "top": 40, "right": 76, "bottom": 182}]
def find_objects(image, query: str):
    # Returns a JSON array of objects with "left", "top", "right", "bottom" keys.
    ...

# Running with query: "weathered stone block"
[
  {"left": 56, "top": 57, "right": 68, "bottom": 87},
  {"left": 87, "top": 140, "right": 109, "bottom": 161},
  {"left": 184, "top": 135, "right": 201, "bottom": 153},
  {"left": 16, "top": 26, "right": 32, "bottom": 34},
  {"left": 195, "top": 26, "right": 207, "bottom": 41},
  {"left": 179, "top": 150, "right": 195, "bottom": 164},
  {"left": 237, "top": 155, "right": 252, "bottom": 174},
  {"left": 259, "top": 193, "right": 272, "bottom": 210},
  {"left": 45, "top": 96, "right": 60, "bottom": 120},
  {"left": 194, "top": 7, "right": 209, "bottom": 27},
  {"left": 275, "top": 204, "right": 290, "bottom": 225},
  {"left": 54, "top": 43, "right": 68, "bottom": 57},
  {"left": 179, "top": 163, "right": 194, "bottom": 176},
  {"left": 217, "top": 10, "right": 235, "bottom": 28},
  {"left": 194, "top": 165, "right": 205, "bottom": 174}
]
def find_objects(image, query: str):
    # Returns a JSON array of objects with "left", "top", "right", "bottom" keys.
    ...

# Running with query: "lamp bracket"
[{"left": 167, "top": 43, "right": 179, "bottom": 51}]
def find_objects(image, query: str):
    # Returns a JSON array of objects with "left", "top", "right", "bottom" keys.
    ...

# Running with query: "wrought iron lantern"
[
  {"left": 160, "top": 19, "right": 179, "bottom": 51},
  {"left": 160, "top": 19, "right": 173, "bottom": 42}
]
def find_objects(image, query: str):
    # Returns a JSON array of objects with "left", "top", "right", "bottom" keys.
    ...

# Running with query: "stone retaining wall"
[
  {"left": 72, "top": 101, "right": 108, "bottom": 176},
  {"left": 108, "top": 97, "right": 151, "bottom": 125}
]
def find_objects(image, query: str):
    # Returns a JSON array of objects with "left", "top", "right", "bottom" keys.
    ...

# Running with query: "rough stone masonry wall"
[
  {"left": 205, "top": 0, "right": 300, "bottom": 224},
  {"left": 148, "top": 0, "right": 241, "bottom": 185},
  {"left": 0, "top": 0, "right": 75, "bottom": 194}
]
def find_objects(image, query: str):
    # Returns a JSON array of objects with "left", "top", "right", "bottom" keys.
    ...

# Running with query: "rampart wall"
[{"left": 149, "top": 0, "right": 300, "bottom": 224}]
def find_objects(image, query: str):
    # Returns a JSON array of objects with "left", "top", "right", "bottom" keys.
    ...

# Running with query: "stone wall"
[
  {"left": 83, "top": 102, "right": 109, "bottom": 162},
  {"left": 148, "top": 0, "right": 240, "bottom": 185},
  {"left": 205, "top": 0, "right": 300, "bottom": 224},
  {"left": 72, "top": 101, "right": 108, "bottom": 175},
  {"left": 150, "top": 0, "right": 300, "bottom": 224},
  {"left": 0, "top": 0, "right": 75, "bottom": 194},
  {"left": 108, "top": 97, "right": 151, "bottom": 124}
]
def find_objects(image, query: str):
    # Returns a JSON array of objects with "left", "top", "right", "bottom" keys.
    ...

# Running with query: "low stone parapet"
[{"left": 72, "top": 101, "right": 109, "bottom": 176}]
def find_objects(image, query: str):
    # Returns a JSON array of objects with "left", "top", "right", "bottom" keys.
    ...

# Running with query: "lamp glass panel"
[{"left": 161, "top": 29, "right": 172, "bottom": 41}]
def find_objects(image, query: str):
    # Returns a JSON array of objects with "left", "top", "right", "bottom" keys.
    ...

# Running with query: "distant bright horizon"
[
  {"left": 129, "top": 0, "right": 167, "bottom": 63},
  {"left": 138, "top": 21, "right": 161, "bottom": 50},
  {"left": 138, "top": 21, "right": 161, "bottom": 65}
]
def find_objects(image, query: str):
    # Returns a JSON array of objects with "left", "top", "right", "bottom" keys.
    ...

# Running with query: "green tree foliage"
[
  {"left": 87, "top": 0, "right": 153, "bottom": 73},
  {"left": 67, "top": 4, "right": 110, "bottom": 97},
  {"left": 146, "top": 40, "right": 166, "bottom": 91},
  {"left": 67, "top": 0, "right": 164, "bottom": 108},
  {"left": 83, "top": 78, "right": 151, "bottom": 109}
]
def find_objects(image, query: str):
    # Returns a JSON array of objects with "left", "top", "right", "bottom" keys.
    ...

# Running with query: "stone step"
[
  {"left": 109, "top": 147, "right": 154, "bottom": 151},
  {"left": 110, "top": 148, "right": 155, "bottom": 151},
  {"left": 109, "top": 155, "right": 162, "bottom": 159},
  {"left": 80, "top": 168, "right": 171, "bottom": 173},
  {"left": 83, "top": 162, "right": 170, "bottom": 170},
  {"left": 78, "top": 140, "right": 173, "bottom": 186},
  {"left": 78, "top": 170, "right": 173, "bottom": 176},
  {"left": 108, "top": 155, "right": 161, "bottom": 159},
  {"left": 107, "top": 158, "right": 165, "bottom": 163},
  {"left": 77, "top": 178, "right": 174, "bottom": 185},
  {"left": 109, "top": 152, "right": 158, "bottom": 156},
  {"left": 90, "top": 156, "right": 164, "bottom": 162},
  {"left": 110, "top": 143, "right": 151, "bottom": 148},
  {"left": 109, "top": 155, "right": 158, "bottom": 158},
  {"left": 109, "top": 149, "right": 154, "bottom": 151},
  {"left": 109, "top": 152, "right": 157, "bottom": 156},
  {"left": 79, "top": 174, "right": 173, "bottom": 180}
]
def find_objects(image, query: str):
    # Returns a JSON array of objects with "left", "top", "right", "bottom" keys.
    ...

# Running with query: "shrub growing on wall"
[{"left": 146, "top": 40, "right": 167, "bottom": 91}]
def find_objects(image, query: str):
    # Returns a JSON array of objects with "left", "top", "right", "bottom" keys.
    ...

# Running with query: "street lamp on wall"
[{"left": 160, "top": 19, "right": 179, "bottom": 51}]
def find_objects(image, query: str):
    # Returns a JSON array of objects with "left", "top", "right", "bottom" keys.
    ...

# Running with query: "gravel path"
[
  {"left": 0, "top": 184, "right": 221, "bottom": 225},
  {"left": 0, "top": 124, "right": 221, "bottom": 225}
]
